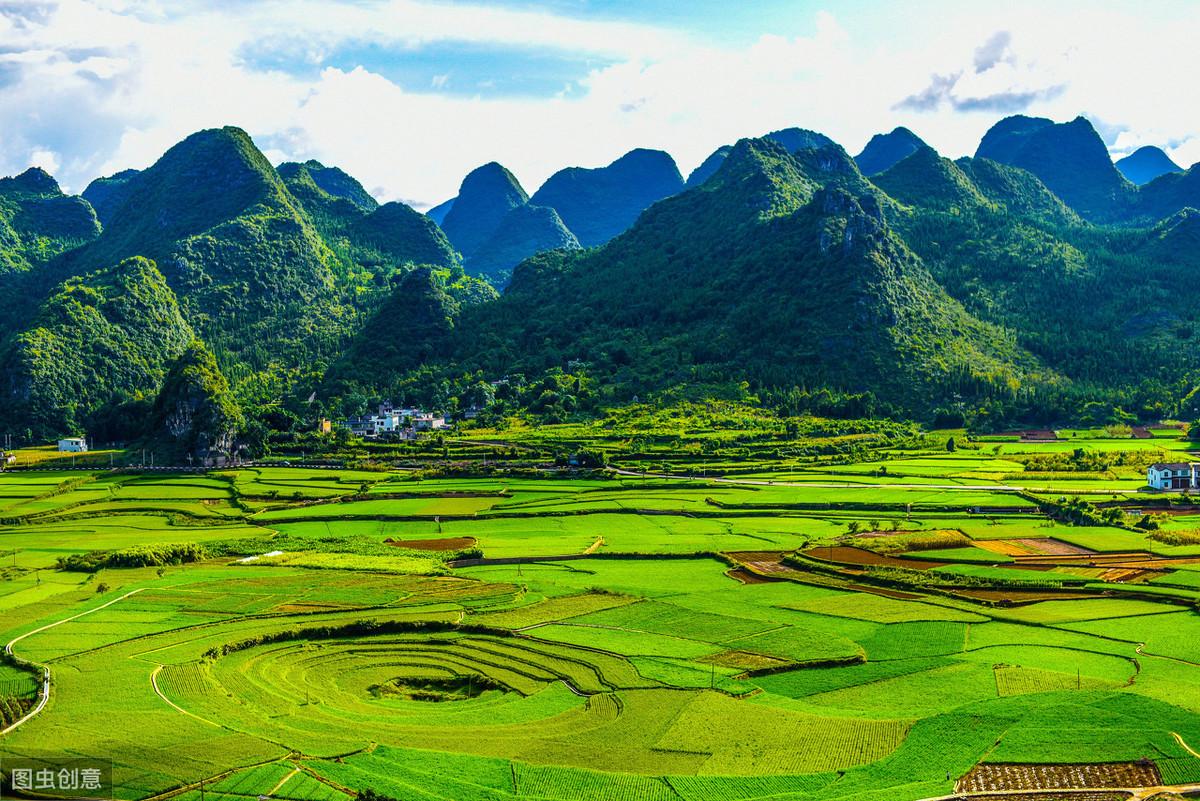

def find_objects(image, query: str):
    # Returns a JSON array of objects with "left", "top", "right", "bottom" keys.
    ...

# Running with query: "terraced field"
[{"left": 3, "top": 426, "right": 1200, "bottom": 800}]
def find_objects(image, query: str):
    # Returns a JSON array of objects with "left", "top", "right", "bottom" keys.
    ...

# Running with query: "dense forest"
[{"left": 3, "top": 113, "right": 1200, "bottom": 458}]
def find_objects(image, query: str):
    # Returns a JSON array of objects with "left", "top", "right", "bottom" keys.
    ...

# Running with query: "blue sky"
[{"left": 2, "top": 1, "right": 1199, "bottom": 207}]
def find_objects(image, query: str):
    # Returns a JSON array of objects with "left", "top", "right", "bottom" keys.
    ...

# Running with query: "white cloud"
[
  {"left": 1, "top": 1, "right": 1199, "bottom": 207},
  {"left": 28, "top": 147, "right": 61, "bottom": 175}
]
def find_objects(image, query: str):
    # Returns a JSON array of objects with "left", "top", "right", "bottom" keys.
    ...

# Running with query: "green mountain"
[
  {"left": 1134, "top": 165, "right": 1200, "bottom": 222},
  {"left": 372, "top": 138, "right": 1037, "bottom": 413},
  {"left": 953, "top": 156, "right": 1080, "bottom": 226},
  {"left": 871, "top": 145, "right": 993, "bottom": 212},
  {"left": 686, "top": 128, "right": 835, "bottom": 188},
  {"left": 974, "top": 116, "right": 1134, "bottom": 221},
  {"left": 277, "top": 160, "right": 377, "bottom": 212},
  {"left": 62, "top": 127, "right": 347, "bottom": 377},
  {"left": 464, "top": 204, "right": 580, "bottom": 282},
  {"left": 149, "top": 339, "right": 242, "bottom": 463},
  {"left": 1115, "top": 146, "right": 1182, "bottom": 186},
  {"left": 685, "top": 145, "right": 733, "bottom": 188},
  {"left": 0, "top": 167, "right": 100, "bottom": 274},
  {"left": 529, "top": 148, "right": 684, "bottom": 247},
  {"left": 81, "top": 169, "right": 140, "bottom": 226},
  {"left": 854, "top": 127, "right": 927, "bottom": 176},
  {"left": 872, "top": 143, "right": 1200, "bottom": 422},
  {"left": 279, "top": 161, "right": 457, "bottom": 274},
  {"left": 325, "top": 266, "right": 498, "bottom": 397},
  {"left": 0, "top": 256, "right": 193, "bottom": 439},
  {"left": 439, "top": 163, "right": 529, "bottom": 257}
]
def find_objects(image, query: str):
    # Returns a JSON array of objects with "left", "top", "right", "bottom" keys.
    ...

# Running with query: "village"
[{"left": 334, "top": 403, "right": 450, "bottom": 440}]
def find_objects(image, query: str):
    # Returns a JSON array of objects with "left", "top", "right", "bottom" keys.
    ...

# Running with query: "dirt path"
[
  {"left": 267, "top": 767, "right": 301, "bottom": 796},
  {"left": 610, "top": 468, "right": 1130, "bottom": 496},
  {"left": 1173, "top": 731, "right": 1200, "bottom": 759},
  {"left": 149, "top": 664, "right": 222, "bottom": 728}
]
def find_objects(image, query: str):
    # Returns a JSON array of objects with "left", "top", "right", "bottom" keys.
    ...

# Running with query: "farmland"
[{"left": 3, "top": 420, "right": 1200, "bottom": 800}]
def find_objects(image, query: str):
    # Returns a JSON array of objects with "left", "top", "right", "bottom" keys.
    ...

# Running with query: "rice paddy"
[{"left": 2, "top": 426, "right": 1200, "bottom": 800}]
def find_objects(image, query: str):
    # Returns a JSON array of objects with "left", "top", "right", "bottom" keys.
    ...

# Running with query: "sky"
[{"left": 2, "top": 0, "right": 1200, "bottom": 209}]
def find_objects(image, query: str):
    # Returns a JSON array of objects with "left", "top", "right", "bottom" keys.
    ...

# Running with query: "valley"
[{"left": 3, "top": 417, "right": 1200, "bottom": 801}]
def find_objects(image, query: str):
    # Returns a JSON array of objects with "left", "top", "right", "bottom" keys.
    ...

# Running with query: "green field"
[{"left": 2, "top": 429, "right": 1199, "bottom": 800}]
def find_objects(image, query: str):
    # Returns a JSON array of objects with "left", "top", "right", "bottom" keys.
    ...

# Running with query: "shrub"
[{"left": 1149, "top": 528, "right": 1200, "bottom": 546}]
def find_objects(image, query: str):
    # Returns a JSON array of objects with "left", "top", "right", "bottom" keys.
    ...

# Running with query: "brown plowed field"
[
  {"left": 951, "top": 588, "right": 1099, "bottom": 603},
  {"left": 386, "top": 536, "right": 477, "bottom": 551},
  {"left": 726, "top": 567, "right": 776, "bottom": 584},
  {"left": 957, "top": 762, "right": 1161, "bottom": 793},
  {"left": 963, "top": 793, "right": 1129, "bottom": 801},
  {"left": 976, "top": 539, "right": 1097, "bottom": 557},
  {"left": 802, "top": 546, "right": 941, "bottom": 570}
]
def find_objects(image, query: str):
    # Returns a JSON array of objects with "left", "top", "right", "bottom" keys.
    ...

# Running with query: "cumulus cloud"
[
  {"left": 1, "top": 2, "right": 1200, "bottom": 207},
  {"left": 897, "top": 30, "right": 1065, "bottom": 114}
]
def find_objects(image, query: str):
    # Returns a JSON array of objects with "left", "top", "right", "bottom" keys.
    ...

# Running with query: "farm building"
[
  {"left": 1147, "top": 462, "right": 1199, "bottom": 489},
  {"left": 339, "top": 403, "right": 445, "bottom": 439},
  {"left": 57, "top": 437, "right": 88, "bottom": 453}
]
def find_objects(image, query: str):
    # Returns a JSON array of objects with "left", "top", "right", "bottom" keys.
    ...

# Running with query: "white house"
[
  {"left": 1147, "top": 462, "right": 1199, "bottom": 490},
  {"left": 58, "top": 437, "right": 88, "bottom": 453},
  {"left": 339, "top": 403, "right": 443, "bottom": 439},
  {"left": 411, "top": 412, "right": 447, "bottom": 431}
]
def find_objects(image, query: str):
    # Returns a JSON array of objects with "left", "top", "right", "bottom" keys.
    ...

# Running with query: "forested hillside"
[{"left": 2, "top": 113, "right": 1200, "bottom": 448}]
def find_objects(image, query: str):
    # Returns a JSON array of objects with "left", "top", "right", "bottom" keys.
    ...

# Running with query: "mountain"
[
  {"left": 348, "top": 203, "right": 459, "bottom": 269},
  {"left": 426, "top": 198, "right": 454, "bottom": 225},
  {"left": 0, "top": 256, "right": 193, "bottom": 439},
  {"left": 326, "top": 266, "right": 483, "bottom": 396},
  {"left": 81, "top": 169, "right": 140, "bottom": 226},
  {"left": 765, "top": 127, "right": 836, "bottom": 154},
  {"left": 854, "top": 127, "right": 928, "bottom": 176},
  {"left": 974, "top": 115, "right": 1054, "bottom": 163},
  {"left": 277, "top": 160, "right": 377, "bottom": 212},
  {"left": 687, "top": 128, "right": 835, "bottom": 188},
  {"left": 0, "top": 168, "right": 101, "bottom": 341},
  {"left": 953, "top": 156, "right": 1079, "bottom": 226},
  {"left": 149, "top": 339, "right": 241, "bottom": 463},
  {"left": 0, "top": 167, "right": 100, "bottom": 274},
  {"left": 279, "top": 162, "right": 457, "bottom": 273},
  {"left": 377, "top": 137, "right": 1035, "bottom": 412},
  {"left": 529, "top": 148, "right": 684, "bottom": 247},
  {"left": 1115, "top": 146, "right": 1183, "bottom": 186},
  {"left": 1146, "top": 208, "right": 1200, "bottom": 257},
  {"left": 1136, "top": 166, "right": 1200, "bottom": 223},
  {"left": 871, "top": 146, "right": 992, "bottom": 212},
  {"left": 62, "top": 126, "right": 346, "bottom": 373},
  {"left": 439, "top": 163, "right": 529, "bottom": 257},
  {"left": 686, "top": 146, "right": 733, "bottom": 188},
  {"left": 464, "top": 204, "right": 580, "bottom": 281},
  {"left": 974, "top": 115, "right": 1133, "bottom": 220}
]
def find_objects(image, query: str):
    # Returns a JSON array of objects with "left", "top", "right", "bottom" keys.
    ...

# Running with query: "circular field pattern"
[{"left": 157, "top": 627, "right": 664, "bottom": 763}]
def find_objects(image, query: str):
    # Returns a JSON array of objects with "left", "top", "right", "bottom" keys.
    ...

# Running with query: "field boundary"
[{"left": 1, "top": 587, "right": 147, "bottom": 736}]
